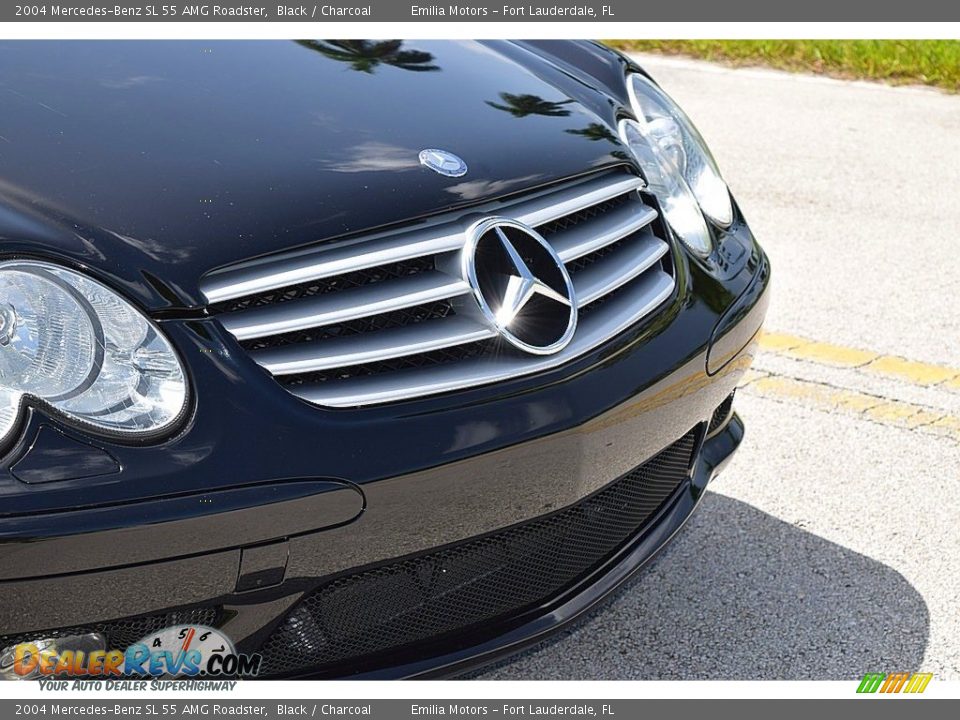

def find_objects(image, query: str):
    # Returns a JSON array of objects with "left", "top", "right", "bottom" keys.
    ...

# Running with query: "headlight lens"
[
  {"left": 0, "top": 260, "right": 188, "bottom": 444},
  {"left": 627, "top": 73, "right": 733, "bottom": 227},
  {"left": 618, "top": 118, "right": 713, "bottom": 256}
]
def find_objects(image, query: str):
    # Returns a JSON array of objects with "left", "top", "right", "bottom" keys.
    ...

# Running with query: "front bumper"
[
  {"left": 408, "top": 413, "right": 744, "bottom": 679},
  {"left": 304, "top": 413, "right": 745, "bottom": 679},
  {"left": 0, "top": 233, "right": 769, "bottom": 678}
]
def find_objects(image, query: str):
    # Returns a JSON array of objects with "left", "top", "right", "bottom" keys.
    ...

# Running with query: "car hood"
[{"left": 0, "top": 40, "right": 631, "bottom": 310}]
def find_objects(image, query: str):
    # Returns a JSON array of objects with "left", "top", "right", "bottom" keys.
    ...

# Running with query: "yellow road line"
[
  {"left": 866, "top": 355, "right": 959, "bottom": 386},
  {"left": 759, "top": 331, "right": 960, "bottom": 388},
  {"left": 931, "top": 415, "right": 960, "bottom": 435},
  {"left": 740, "top": 372, "right": 960, "bottom": 443}
]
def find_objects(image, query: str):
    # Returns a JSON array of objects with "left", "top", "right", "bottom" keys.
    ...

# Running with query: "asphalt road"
[{"left": 477, "top": 55, "right": 960, "bottom": 681}]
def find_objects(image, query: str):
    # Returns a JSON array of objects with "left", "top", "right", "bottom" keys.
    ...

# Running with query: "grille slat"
[
  {"left": 552, "top": 201, "right": 659, "bottom": 262},
  {"left": 253, "top": 316, "right": 498, "bottom": 375},
  {"left": 221, "top": 271, "right": 470, "bottom": 342},
  {"left": 203, "top": 170, "right": 677, "bottom": 407},
  {"left": 211, "top": 256, "right": 439, "bottom": 315},
  {"left": 202, "top": 228, "right": 465, "bottom": 306},
  {"left": 510, "top": 174, "right": 645, "bottom": 228},
  {"left": 256, "top": 431, "right": 696, "bottom": 676},
  {"left": 572, "top": 230, "right": 669, "bottom": 307}
]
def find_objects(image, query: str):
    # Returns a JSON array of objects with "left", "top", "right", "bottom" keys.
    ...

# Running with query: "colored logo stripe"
[
  {"left": 857, "top": 672, "right": 932, "bottom": 694},
  {"left": 880, "top": 672, "right": 909, "bottom": 693},
  {"left": 904, "top": 673, "right": 934, "bottom": 693},
  {"left": 856, "top": 673, "right": 885, "bottom": 693}
]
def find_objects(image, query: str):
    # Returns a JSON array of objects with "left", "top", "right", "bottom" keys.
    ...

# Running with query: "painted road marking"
[
  {"left": 741, "top": 332, "right": 960, "bottom": 444},
  {"left": 741, "top": 373, "right": 960, "bottom": 443},
  {"left": 759, "top": 332, "right": 960, "bottom": 388}
]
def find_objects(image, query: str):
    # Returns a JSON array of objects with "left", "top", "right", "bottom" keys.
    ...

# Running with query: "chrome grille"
[{"left": 202, "top": 171, "right": 676, "bottom": 407}]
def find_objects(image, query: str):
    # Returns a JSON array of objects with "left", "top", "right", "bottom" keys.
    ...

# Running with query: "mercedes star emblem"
[
  {"left": 463, "top": 218, "right": 577, "bottom": 355},
  {"left": 419, "top": 148, "right": 468, "bottom": 178}
]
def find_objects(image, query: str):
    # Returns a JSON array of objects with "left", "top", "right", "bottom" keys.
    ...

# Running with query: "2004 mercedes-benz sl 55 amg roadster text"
[{"left": 0, "top": 40, "right": 769, "bottom": 679}]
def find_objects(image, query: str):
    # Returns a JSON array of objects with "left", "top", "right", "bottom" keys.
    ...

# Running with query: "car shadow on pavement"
[{"left": 473, "top": 492, "right": 930, "bottom": 680}]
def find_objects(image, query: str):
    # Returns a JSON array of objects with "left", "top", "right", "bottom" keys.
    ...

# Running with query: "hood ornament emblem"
[
  {"left": 419, "top": 148, "right": 468, "bottom": 178},
  {"left": 463, "top": 218, "right": 577, "bottom": 356}
]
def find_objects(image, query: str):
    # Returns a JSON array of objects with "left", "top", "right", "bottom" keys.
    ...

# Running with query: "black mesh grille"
[
  {"left": 279, "top": 340, "right": 495, "bottom": 388},
  {"left": 536, "top": 194, "right": 630, "bottom": 238},
  {"left": 240, "top": 301, "right": 456, "bottom": 352},
  {"left": 0, "top": 607, "right": 221, "bottom": 655},
  {"left": 210, "top": 256, "right": 436, "bottom": 314},
  {"left": 565, "top": 236, "right": 628, "bottom": 273},
  {"left": 257, "top": 431, "right": 696, "bottom": 676},
  {"left": 708, "top": 392, "right": 736, "bottom": 435}
]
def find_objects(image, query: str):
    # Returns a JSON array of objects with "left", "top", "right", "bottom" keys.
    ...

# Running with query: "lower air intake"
[
  {"left": 258, "top": 430, "right": 697, "bottom": 676},
  {"left": 708, "top": 392, "right": 736, "bottom": 435}
]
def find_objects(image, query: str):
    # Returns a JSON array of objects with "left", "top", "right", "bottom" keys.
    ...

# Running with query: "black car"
[{"left": 0, "top": 40, "right": 769, "bottom": 679}]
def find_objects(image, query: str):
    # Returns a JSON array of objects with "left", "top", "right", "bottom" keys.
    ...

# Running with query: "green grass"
[{"left": 605, "top": 40, "right": 960, "bottom": 92}]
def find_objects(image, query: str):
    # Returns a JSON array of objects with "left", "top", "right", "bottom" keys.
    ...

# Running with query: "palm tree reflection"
[
  {"left": 296, "top": 40, "right": 440, "bottom": 73},
  {"left": 565, "top": 122, "right": 618, "bottom": 143},
  {"left": 485, "top": 92, "right": 574, "bottom": 118}
]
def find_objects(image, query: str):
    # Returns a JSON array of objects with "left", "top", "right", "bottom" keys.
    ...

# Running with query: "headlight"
[
  {"left": 626, "top": 73, "right": 733, "bottom": 228},
  {"left": 0, "top": 260, "right": 188, "bottom": 445},
  {"left": 618, "top": 117, "right": 713, "bottom": 256}
]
